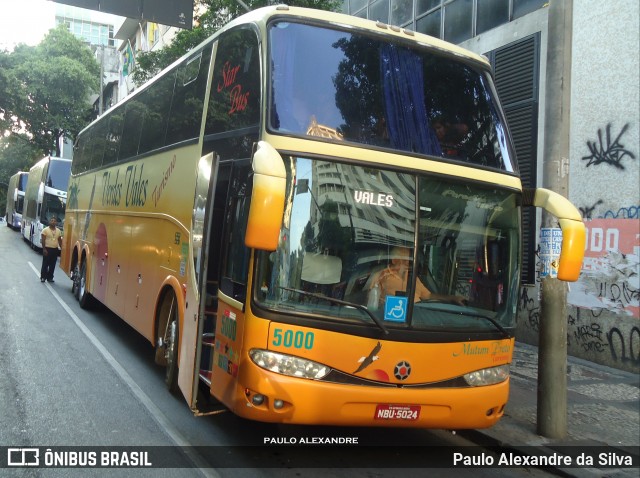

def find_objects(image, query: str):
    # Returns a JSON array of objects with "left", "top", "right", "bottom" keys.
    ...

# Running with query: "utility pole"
[
  {"left": 537, "top": 0, "right": 573, "bottom": 439},
  {"left": 99, "top": 45, "right": 105, "bottom": 116}
]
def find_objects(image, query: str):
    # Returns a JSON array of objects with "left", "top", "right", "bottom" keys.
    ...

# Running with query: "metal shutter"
[{"left": 488, "top": 34, "right": 540, "bottom": 284}]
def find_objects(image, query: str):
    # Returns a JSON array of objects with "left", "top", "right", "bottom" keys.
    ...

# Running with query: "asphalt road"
[{"left": 0, "top": 224, "right": 557, "bottom": 477}]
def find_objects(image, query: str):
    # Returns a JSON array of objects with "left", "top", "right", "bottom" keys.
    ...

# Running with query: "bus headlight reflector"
[
  {"left": 249, "top": 349, "right": 330, "bottom": 380},
  {"left": 464, "top": 364, "right": 510, "bottom": 386}
]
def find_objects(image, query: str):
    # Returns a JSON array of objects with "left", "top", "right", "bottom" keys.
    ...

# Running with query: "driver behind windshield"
[{"left": 369, "top": 246, "right": 466, "bottom": 309}]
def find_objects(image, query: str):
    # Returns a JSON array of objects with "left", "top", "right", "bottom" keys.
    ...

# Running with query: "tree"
[
  {"left": 0, "top": 25, "right": 99, "bottom": 157},
  {"left": 133, "top": 0, "right": 340, "bottom": 85},
  {"left": 0, "top": 135, "right": 42, "bottom": 213}
]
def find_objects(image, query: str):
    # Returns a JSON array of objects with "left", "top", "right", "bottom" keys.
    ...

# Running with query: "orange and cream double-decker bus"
[{"left": 61, "top": 6, "right": 585, "bottom": 429}]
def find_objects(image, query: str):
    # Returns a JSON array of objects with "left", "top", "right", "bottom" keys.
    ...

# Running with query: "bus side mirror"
[
  {"left": 13, "top": 188, "right": 18, "bottom": 202},
  {"left": 556, "top": 218, "right": 586, "bottom": 281},
  {"left": 523, "top": 188, "right": 586, "bottom": 282},
  {"left": 245, "top": 141, "right": 286, "bottom": 251}
]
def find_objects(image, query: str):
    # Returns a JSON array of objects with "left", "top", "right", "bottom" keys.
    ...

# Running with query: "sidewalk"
[{"left": 461, "top": 342, "right": 640, "bottom": 477}]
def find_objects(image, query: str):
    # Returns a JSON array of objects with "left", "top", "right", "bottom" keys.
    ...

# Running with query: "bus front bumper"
[{"left": 229, "top": 363, "right": 509, "bottom": 429}]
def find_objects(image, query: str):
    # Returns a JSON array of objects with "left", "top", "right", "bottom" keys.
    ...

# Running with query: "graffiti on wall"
[
  {"left": 566, "top": 309, "right": 640, "bottom": 365},
  {"left": 581, "top": 123, "right": 636, "bottom": 169},
  {"left": 579, "top": 202, "right": 639, "bottom": 220},
  {"left": 579, "top": 199, "right": 604, "bottom": 220},
  {"left": 568, "top": 219, "right": 639, "bottom": 317},
  {"left": 520, "top": 293, "right": 640, "bottom": 366},
  {"left": 604, "top": 205, "right": 640, "bottom": 219}
]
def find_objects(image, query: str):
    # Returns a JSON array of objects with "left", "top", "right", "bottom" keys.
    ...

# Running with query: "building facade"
[
  {"left": 114, "top": 18, "right": 182, "bottom": 100},
  {"left": 342, "top": 0, "right": 640, "bottom": 372},
  {"left": 53, "top": 4, "right": 123, "bottom": 156}
]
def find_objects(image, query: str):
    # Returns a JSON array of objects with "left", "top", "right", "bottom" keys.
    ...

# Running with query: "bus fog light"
[
  {"left": 464, "top": 364, "right": 510, "bottom": 386},
  {"left": 252, "top": 394, "right": 265, "bottom": 405},
  {"left": 249, "top": 349, "right": 330, "bottom": 380},
  {"left": 274, "top": 399, "right": 284, "bottom": 409}
]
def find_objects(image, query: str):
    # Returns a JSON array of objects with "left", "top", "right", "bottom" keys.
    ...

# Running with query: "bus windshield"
[
  {"left": 269, "top": 21, "right": 514, "bottom": 172},
  {"left": 18, "top": 174, "right": 28, "bottom": 191},
  {"left": 41, "top": 193, "right": 66, "bottom": 227},
  {"left": 47, "top": 160, "right": 71, "bottom": 191},
  {"left": 255, "top": 156, "right": 521, "bottom": 332}
]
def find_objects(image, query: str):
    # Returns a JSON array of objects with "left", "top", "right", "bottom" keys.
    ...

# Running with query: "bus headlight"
[
  {"left": 249, "top": 349, "right": 330, "bottom": 380},
  {"left": 464, "top": 364, "right": 510, "bottom": 386}
]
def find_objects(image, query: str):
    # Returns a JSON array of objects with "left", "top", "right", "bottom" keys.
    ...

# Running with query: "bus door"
[
  {"left": 208, "top": 160, "right": 252, "bottom": 409},
  {"left": 177, "top": 152, "right": 222, "bottom": 410}
]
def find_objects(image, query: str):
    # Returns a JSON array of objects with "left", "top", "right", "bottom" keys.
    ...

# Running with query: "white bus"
[
  {"left": 5, "top": 171, "right": 28, "bottom": 230},
  {"left": 22, "top": 156, "right": 71, "bottom": 249}
]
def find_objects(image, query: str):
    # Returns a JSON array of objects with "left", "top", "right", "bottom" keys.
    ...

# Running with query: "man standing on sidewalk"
[{"left": 41, "top": 217, "right": 62, "bottom": 283}]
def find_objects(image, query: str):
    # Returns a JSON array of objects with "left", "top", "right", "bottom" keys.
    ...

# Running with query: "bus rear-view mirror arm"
[{"left": 522, "top": 187, "right": 586, "bottom": 282}]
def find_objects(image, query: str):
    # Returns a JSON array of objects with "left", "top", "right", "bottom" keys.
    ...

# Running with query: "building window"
[
  {"left": 513, "top": 0, "right": 547, "bottom": 19},
  {"left": 391, "top": 0, "right": 414, "bottom": 26},
  {"left": 55, "top": 16, "right": 114, "bottom": 46},
  {"left": 344, "top": 0, "right": 547, "bottom": 42},
  {"left": 350, "top": 0, "right": 368, "bottom": 12},
  {"left": 443, "top": 0, "right": 473, "bottom": 44},
  {"left": 416, "top": 0, "right": 441, "bottom": 16},
  {"left": 370, "top": 0, "right": 390, "bottom": 23},
  {"left": 416, "top": 9, "right": 441, "bottom": 37},
  {"left": 477, "top": 0, "right": 510, "bottom": 35}
]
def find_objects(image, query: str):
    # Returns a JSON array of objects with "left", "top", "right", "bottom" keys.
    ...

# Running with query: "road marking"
[{"left": 29, "top": 262, "right": 220, "bottom": 478}]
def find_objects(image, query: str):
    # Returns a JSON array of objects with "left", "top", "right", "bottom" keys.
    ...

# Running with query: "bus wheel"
[
  {"left": 158, "top": 293, "right": 179, "bottom": 394},
  {"left": 72, "top": 263, "right": 80, "bottom": 298},
  {"left": 78, "top": 261, "right": 92, "bottom": 309}
]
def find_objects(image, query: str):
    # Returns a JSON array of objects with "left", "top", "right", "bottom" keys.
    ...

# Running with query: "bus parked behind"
[
  {"left": 22, "top": 156, "right": 71, "bottom": 249},
  {"left": 5, "top": 171, "right": 28, "bottom": 230}
]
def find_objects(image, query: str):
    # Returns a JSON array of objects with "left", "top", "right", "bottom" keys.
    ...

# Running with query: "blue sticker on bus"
[{"left": 384, "top": 296, "right": 408, "bottom": 322}]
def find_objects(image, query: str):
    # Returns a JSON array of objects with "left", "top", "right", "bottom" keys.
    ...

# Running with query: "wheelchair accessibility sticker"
[{"left": 384, "top": 296, "right": 408, "bottom": 322}]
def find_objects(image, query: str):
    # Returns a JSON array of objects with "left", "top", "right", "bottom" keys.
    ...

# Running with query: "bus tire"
[
  {"left": 71, "top": 262, "right": 80, "bottom": 298},
  {"left": 78, "top": 260, "right": 93, "bottom": 309},
  {"left": 157, "top": 292, "right": 180, "bottom": 394}
]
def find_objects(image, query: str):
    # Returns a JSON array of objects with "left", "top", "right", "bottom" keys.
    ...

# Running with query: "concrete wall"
[
  {"left": 565, "top": 0, "right": 639, "bottom": 372},
  {"left": 462, "top": 2, "right": 639, "bottom": 373}
]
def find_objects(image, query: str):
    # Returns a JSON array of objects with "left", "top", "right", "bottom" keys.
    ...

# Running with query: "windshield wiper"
[
  {"left": 279, "top": 287, "right": 389, "bottom": 335},
  {"left": 472, "top": 312, "right": 511, "bottom": 338},
  {"left": 418, "top": 304, "right": 511, "bottom": 338}
]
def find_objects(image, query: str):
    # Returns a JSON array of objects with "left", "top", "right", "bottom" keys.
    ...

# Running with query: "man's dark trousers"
[{"left": 41, "top": 247, "right": 58, "bottom": 281}]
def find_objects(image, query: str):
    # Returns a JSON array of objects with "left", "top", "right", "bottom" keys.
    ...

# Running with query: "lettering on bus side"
[
  {"left": 102, "top": 170, "right": 122, "bottom": 206},
  {"left": 125, "top": 164, "right": 148, "bottom": 207},
  {"left": 100, "top": 164, "right": 149, "bottom": 208},
  {"left": 452, "top": 340, "right": 511, "bottom": 359},
  {"left": 216, "top": 61, "right": 250, "bottom": 115},
  {"left": 152, "top": 155, "right": 176, "bottom": 207}
]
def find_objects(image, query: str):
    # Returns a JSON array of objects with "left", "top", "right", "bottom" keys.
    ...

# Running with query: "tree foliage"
[
  {"left": 0, "top": 25, "right": 99, "bottom": 157},
  {"left": 0, "top": 135, "right": 42, "bottom": 213},
  {"left": 132, "top": 0, "right": 340, "bottom": 85}
]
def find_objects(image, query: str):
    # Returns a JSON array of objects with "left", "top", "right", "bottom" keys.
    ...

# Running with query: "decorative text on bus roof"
[{"left": 101, "top": 164, "right": 148, "bottom": 208}]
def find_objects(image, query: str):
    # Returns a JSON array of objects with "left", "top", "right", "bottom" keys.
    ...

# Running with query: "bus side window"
[
  {"left": 219, "top": 161, "right": 252, "bottom": 302},
  {"left": 166, "top": 44, "right": 212, "bottom": 145},
  {"left": 205, "top": 27, "right": 260, "bottom": 136},
  {"left": 137, "top": 71, "right": 177, "bottom": 155},
  {"left": 119, "top": 98, "right": 144, "bottom": 161}
]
